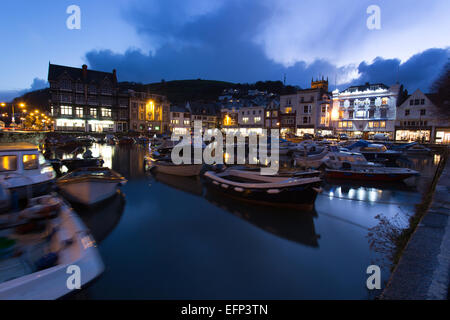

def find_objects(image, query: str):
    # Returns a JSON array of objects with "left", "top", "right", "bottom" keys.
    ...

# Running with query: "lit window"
[
  {"left": 266, "top": 111, "right": 270, "bottom": 117},
  {"left": 75, "top": 107, "right": 83, "bottom": 117},
  {"left": 101, "top": 108, "right": 112, "bottom": 117},
  {"left": 254, "top": 117, "right": 261, "bottom": 123},
  {"left": 243, "top": 117, "right": 249, "bottom": 123},
  {"left": 23, "top": 154, "right": 38, "bottom": 170},
  {"left": 90, "top": 108, "right": 97, "bottom": 117},
  {"left": 61, "top": 106, "right": 72, "bottom": 115},
  {"left": 380, "top": 121, "right": 386, "bottom": 128},
  {"left": 0, "top": 156, "right": 17, "bottom": 172}
]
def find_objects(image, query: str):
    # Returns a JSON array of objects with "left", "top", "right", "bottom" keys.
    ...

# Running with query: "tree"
[{"left": 430, "top": 61, "right": 450, "bottom": 117}]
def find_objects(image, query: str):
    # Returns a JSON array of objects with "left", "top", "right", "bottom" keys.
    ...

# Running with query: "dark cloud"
[
  {"left": 0, "top": 78, "right": 48, "bottom": 102},
  {"left": 351, "top": 48, "right": 449, "bottom": 91},
  {"left": 84, "top": 0, "right": 448, "bottom": 93}
]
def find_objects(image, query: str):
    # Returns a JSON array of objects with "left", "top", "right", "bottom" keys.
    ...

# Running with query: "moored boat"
[
  {"left": 203, "top": 169, "right": 322, "bottom": 209},
  {"left": 0, "top": 143, "right": 56, "bottom": 199},
  {"left": 56, "top": 167, "right": 127, "bottom": 206},
  {"left": 325, "top": 167, "right": 419, "bottom": 182},
  {"left": 0, "top": 194, "right": 104, "bottom": 299},
  {"left": 148, "top": 159, "right": 204, "bottom": 177},
  {"left": 347, "top": 140, "right": 401, "bottom": 162}
]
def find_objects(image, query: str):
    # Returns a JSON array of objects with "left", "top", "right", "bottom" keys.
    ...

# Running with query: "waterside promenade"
[{"left": 382, "top": 148, "right": 450, "bottom": 299}]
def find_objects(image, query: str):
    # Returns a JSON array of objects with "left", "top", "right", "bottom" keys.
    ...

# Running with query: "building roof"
[
  {"left": 48, "top": 63, "right": 117, "bottom": 84},
  {"left": 170, "top": 105, "right": 189, "bottom": 113},
  {"left": 188, "top": 102, "right": 220, "bottom": 116},
  {"left": 342, "top": 82, "right": 389, "bottom": 93}
]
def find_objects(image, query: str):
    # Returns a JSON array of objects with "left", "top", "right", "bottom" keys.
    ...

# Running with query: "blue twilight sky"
[{"left": 0, "top": 0, "right": 449, "bottom": 101}]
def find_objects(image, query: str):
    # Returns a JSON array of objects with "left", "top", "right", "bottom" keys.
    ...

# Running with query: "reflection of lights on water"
[
  {"left": 336, "top": 187, "right": 342, "bottom": 197},
  {"left": 434, "top": 154, "right": 441, "bottom": 165},
  {"left": 329, "top": 191, "right": 334, "bottom": 199},
  {"left": 348, "top": 188, "right": 355, "bottom": 199},
  {"left": 368, "top": 189, "right": 378, "bottom": 202},
  {"left": 357, "top": 187, "right": 365, "bottom": 201},
  {"left": 91, "top": 143, "right": 113, "bottom": 168},
  {"left": 224, "top": 152, "right": 230, "bottom": 164}
]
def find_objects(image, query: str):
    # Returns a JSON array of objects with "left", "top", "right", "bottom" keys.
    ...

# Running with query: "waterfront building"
[
  {"left": 128, "top": 90, "right": 170, "bottom": 134},
  {"left": 170, "top": 105, "right": 191, "bottom": 135},
  {"left": 48, "top": 64, "right": 119, "bottom": 132},
  {"left": 396, "top": 89, "right": 450, "bottom": 143},
  {"left": 331, "top": 82, "right": 402, "bottom": 139},
  {"left": 187, "top": 102, "right": 219, "bottom": 133},
  {"left": 237, "top": 104, "right": 265, "bottom": 134},
  {"left": 220, "top": 105, "right": 239, "bottom": 134},
  {"left": 264, "top": 99, "right": 280, "bottom": 130},
  {"left": 280, "top": 78, "right": 332, "bottom": 136}
]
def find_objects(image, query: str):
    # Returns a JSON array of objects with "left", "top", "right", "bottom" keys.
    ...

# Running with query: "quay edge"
[{"left": 381, "top": 147, "right": 450, "bottom": 300}]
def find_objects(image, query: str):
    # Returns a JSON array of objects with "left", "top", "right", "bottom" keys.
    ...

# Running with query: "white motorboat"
[
  {"left": 293, "top": 148, "right": 329, "bottom": 169},
  {"left": 0, "top": 143, "right": 56, "bottom": 199},
  {"left": 56, "top": 167, "right": 127, "bottom": 206},
  {"left": 324, "top": 149, "right": 382, "bottom": 170},
  {"left": 0, "top": 194, "right": 104, "bottom": 299}
]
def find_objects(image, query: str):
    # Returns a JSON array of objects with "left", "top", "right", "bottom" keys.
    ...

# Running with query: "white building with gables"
[{"left": 331, "top": 83, "right": 401, "bottom": 139}]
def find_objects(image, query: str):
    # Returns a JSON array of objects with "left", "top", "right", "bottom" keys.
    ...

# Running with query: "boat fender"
[
  {"left": 212, "top": 181, "right": 219, "bottom": 185},
  {"left": 267, "top": 189, "right": 280, "bottom": 194},
  {"left": 312, "top": 187, "right": 323, "bottom": 193},
  {"left": 234, "top": 187, "right": 244, "bottom": 192},
  {"left": 221, "top": 184, "right": 229, "bottom": 189}
]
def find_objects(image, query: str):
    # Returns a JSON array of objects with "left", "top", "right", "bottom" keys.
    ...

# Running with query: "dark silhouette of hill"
[{"left": 11, "top": 79, "right": 298, "bottom": 108}]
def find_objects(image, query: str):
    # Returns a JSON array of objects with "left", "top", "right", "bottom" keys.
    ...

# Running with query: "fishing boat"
[
  {"left": 203, "top": 169, "right": 322, "bottom": 209},
  {"left": 0, "top": 193, "right": 104, "bottom": 299},
  {"left": 0, "top": 143, "right": 56, "bottom": 199},
  {"left": 56, "top": 167, "right": 127, "bottom": 206}
]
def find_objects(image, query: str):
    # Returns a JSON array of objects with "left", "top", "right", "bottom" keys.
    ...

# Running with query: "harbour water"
[{"left": 48, "top": 143, "right": 440, "bottom": 299}]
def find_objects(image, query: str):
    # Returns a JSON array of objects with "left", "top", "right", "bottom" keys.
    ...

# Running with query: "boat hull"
[
  {"left": 152, "top": 163, "right": 203, "bottom": 177},
  {"left": 325, "top": 169, "right": 417, "bottom": 182},
  {"left": 0, "top": 201, "right": 104, "bottom": 300},
  {"left": 58, "top": 180, "right": 120, "bottom": 206},
  {"left": 204, "top": 175, "right": 321, "bottom": 209}
]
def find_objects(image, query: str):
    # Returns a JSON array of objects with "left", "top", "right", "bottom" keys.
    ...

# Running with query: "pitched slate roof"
[
  {"left": 188, "top": 102, "right": 220, "bottom": 116},
  {"left": 47, "top": 63, "right": 117, "bottom": 84}
]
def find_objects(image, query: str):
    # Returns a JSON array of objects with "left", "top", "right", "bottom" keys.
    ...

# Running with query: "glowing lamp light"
[{"left": 331, "top": 108, "right": 339, "bottom": 120}]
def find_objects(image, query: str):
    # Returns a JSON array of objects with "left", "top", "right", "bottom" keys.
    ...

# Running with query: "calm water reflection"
[{"left": 50, "top": 143, "right": 438, "bottom": 299}]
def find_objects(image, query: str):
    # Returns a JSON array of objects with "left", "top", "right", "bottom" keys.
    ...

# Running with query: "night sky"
[{"left": 0, "top": 0, "right": 449, "bottom": 101}]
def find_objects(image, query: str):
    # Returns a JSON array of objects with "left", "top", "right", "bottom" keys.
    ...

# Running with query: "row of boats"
[
  {"left": 45, "top": 134, "right": 152, "bottom": 149},
  {"left": 144, "top": 139, "right": 423, "bottom": 210},
  {"left": 0, "top": 143, "right": 127, "bottom": 299}
]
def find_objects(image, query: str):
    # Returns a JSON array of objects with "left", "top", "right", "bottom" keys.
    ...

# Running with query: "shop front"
[
  {"left": 435, "top": 128, "right": 450, "bottom": 144},
  {"left": 395, "top": 126, "right": 432, "bottom": 142}
]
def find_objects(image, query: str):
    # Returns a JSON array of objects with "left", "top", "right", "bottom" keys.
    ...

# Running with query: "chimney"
[
  {"left": 112, "top": 69, "right": 117, "bottom": 82},
  {"left": 82, "top": 64, "right": 88, "bottom": 79}
]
